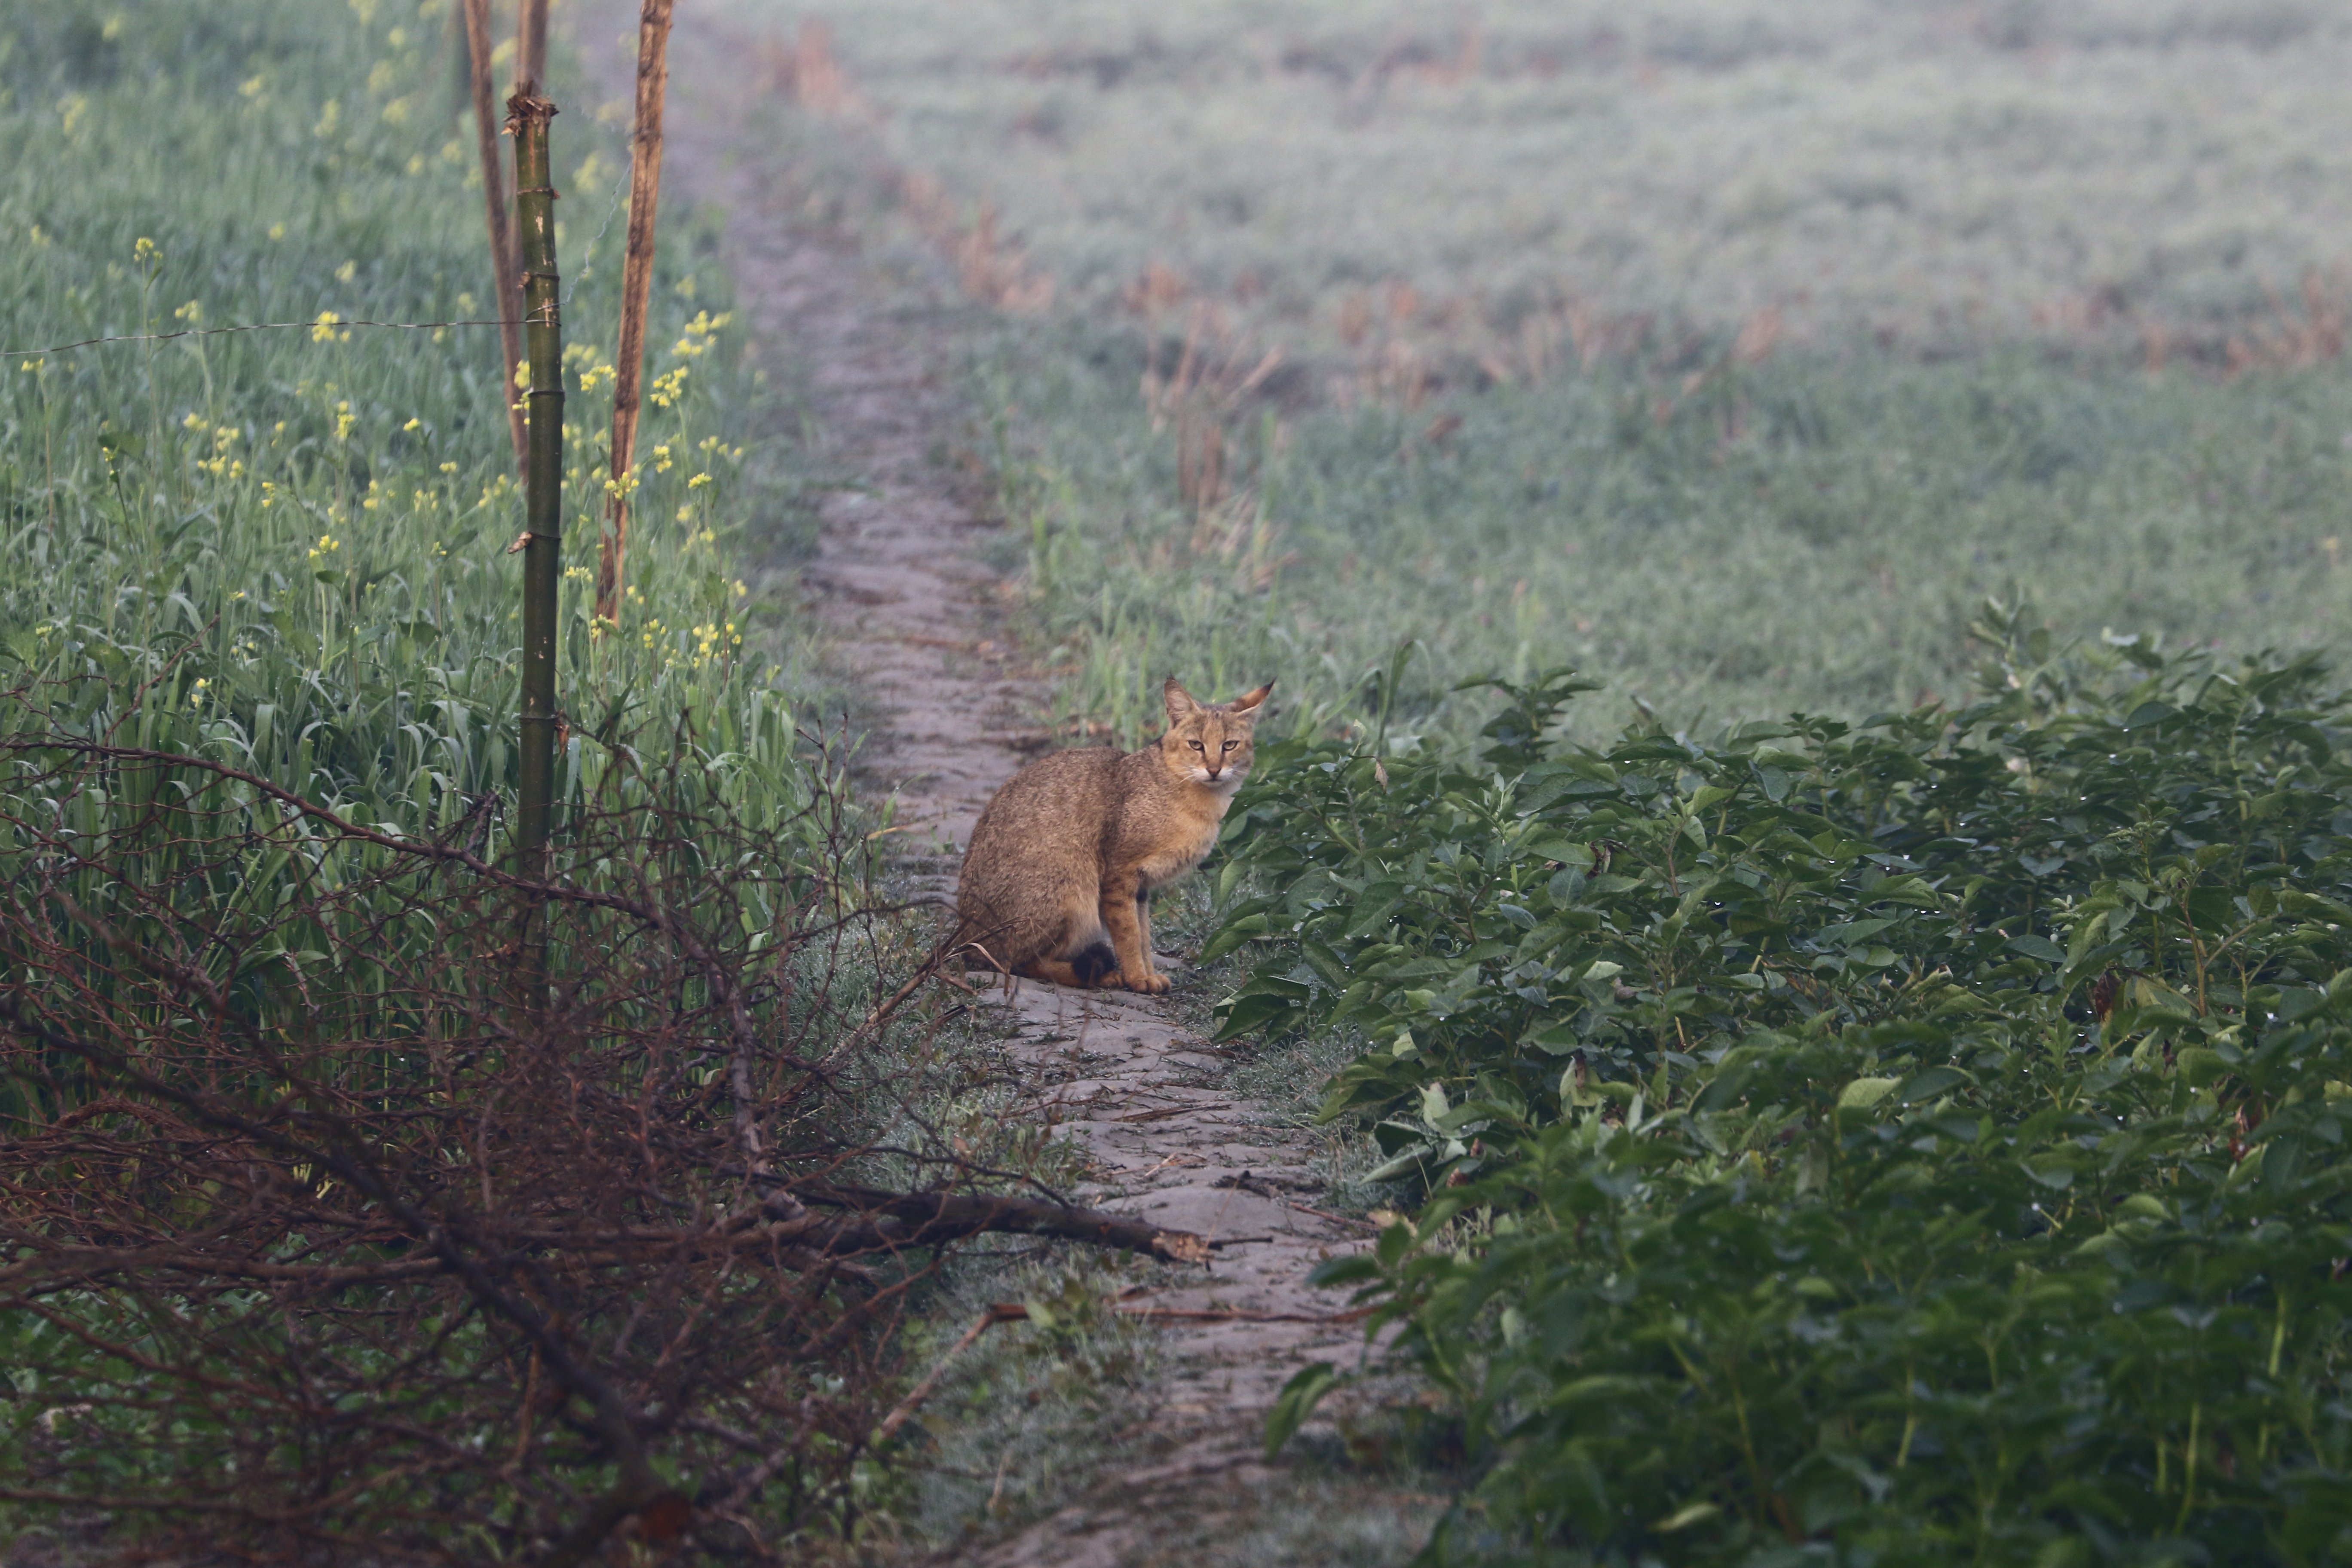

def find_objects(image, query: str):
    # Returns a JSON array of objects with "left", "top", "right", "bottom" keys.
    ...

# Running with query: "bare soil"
[{"left": 609, "top": 16, "right": 1445, "bottom": 1563}]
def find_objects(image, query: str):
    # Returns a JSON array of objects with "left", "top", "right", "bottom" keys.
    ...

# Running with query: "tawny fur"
[{"left": 956, "top": 678, "right": 1273, "bottom": 993}]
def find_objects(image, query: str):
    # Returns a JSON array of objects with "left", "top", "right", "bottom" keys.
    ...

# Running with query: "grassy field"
[
  {"left": 715, "top": 0, "right": 2352, "bottom": 746},
  {"left": 771, "top": 0, "right": 2352, "bottom": 356},
  {"left": 986, "top": 324, "right": 2352, "bottom": 746}
]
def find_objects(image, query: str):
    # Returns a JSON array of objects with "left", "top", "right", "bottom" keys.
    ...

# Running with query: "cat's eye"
[
  {"left": 1222, "top": 741, "right": 1236, "bottom": 750},
  {"left": 1188, "top": 740, "right": 1203, "bottom": 750}
]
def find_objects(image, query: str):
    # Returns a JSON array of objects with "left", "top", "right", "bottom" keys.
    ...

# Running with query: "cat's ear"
[
  {"left": 1230, "top": 681, "right": 1274, "bottom": 717},
  {"left": 1164, "top": 677, "right": 1200, "bottom": 723}
]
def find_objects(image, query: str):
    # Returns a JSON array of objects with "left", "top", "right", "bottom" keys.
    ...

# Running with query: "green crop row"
[{"left": 1213, "top": 611, "right": 2352, "bottom": 1561}]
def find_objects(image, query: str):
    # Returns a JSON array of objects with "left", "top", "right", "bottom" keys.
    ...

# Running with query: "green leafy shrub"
[{"left": 1213, "top": 613, "right": 2352, "bottom": 1562}]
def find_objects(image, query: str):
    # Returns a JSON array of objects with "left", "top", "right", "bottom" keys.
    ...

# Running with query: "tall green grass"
[{"left": 0, "top": 0, "right": 813, "bottom": 841}]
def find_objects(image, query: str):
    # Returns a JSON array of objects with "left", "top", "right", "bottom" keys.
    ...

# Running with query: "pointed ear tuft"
[
  {"left": 1230, "top": 681, "right": 1274, "bottom": 716},
  {"left": 1164, "top": 677, "right": 1200, "bottom": 722}
]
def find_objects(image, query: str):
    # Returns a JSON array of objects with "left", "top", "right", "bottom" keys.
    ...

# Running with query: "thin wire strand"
[
  {"left": 6, "top": 319, "right": 517, "bottom": 361},
  {"left": 561, "top": 165, "right": 633, "bottom": 307}
]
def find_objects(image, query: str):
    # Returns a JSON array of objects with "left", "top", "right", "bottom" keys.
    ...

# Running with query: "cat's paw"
[{"left": 1123, "top": 971, "right": 1171, "bottom": 995}]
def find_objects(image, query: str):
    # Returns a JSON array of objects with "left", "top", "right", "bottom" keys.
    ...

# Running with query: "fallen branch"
[
  {"left": 799, "top": 1184, "right": 1213, "bottom": 1265},
  {"left": 1112, "top": 1102, "right": 1220, "bottom": 1125}
]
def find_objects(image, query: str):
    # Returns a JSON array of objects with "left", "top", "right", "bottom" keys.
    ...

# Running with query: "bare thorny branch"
[{"left": 0, "top": 725, "right": 1206, "bottom": 1563}]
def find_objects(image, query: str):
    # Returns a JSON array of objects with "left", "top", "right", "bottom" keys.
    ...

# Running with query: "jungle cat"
[{"left": 956, "top": 678, "right": 1274, "bottom": 993}]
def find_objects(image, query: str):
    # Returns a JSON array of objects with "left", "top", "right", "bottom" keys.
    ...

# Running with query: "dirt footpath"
[{"left": 622, "top": 17, "right": 1433, "bottom": 1562}]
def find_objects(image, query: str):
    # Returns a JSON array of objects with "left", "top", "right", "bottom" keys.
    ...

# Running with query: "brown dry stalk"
[
  {"left": 596, "top": 0, "right": 676, "bottom": 627},
  {"left": 460, "top": 0, "right": 526, "bottom": 468},
  {"left": 513, "top": 0, "right": 548, "bottom": 97}
]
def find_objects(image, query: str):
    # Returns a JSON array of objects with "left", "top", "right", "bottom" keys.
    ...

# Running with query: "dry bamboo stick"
[
  {"left": 460, "top": 0, "right": 527, "bottom": 467},
  {"left": 594, "top": 0, "right": 675, "bottom": 626}
]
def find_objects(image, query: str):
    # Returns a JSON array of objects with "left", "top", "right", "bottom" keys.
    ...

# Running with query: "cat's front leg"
[
  {"left": 1134, "top": 887, "right": 1164, "bottom": 989},
  {"left": 1100, "top": 874, "right": 1168, "bottom": 994}
]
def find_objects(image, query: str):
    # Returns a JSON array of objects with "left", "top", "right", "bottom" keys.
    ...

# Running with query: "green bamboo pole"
[{"left": 508, "top": 87, "right": 561, "bottom": 1011}]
